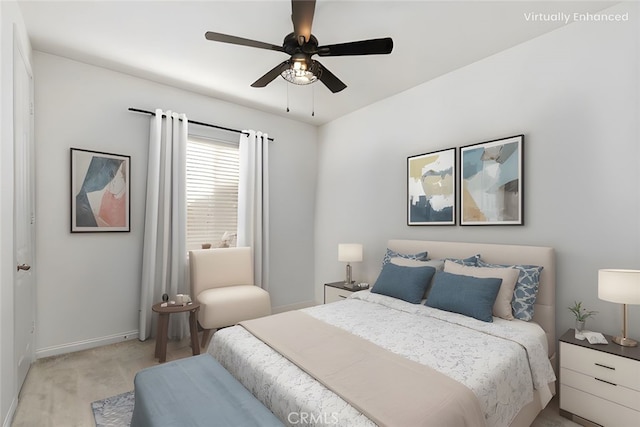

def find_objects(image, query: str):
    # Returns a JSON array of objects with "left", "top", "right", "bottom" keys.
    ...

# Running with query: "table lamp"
[
  {"left": 338, "top": 243, "right": 363, "bottom": 286},
  {"left": 598, "top": 269, "right": 640, "bottom": 347}
]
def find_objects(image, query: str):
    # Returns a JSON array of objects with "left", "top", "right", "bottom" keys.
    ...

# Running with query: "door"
[{"left": 13, "top": 33, "right": 35, "bottom": 392}]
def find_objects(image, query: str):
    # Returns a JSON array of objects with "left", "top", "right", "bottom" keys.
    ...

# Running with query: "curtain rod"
[{"left": 128, "top": 108, "right": 274, "bottom": 142}]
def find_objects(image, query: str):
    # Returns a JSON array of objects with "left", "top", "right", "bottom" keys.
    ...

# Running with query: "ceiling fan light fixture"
[
  {"left": 281, "top": 67, "right": 317, "bottom": 85},
  {"left": 280, "top": 55, "right": 318, "bottom": 85}
]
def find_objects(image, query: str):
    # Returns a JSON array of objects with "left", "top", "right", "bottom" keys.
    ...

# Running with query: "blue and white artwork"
[
  {"left": 407, "top": 148, "right": 456, "bottom": 225},
  {"left": 460, "top": 135, "right": 524, "bottom": 225}
]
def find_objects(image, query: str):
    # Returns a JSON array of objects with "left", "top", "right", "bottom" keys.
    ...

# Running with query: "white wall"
[
  {"left": 33, "top": 52, "right": 317, "bottom": 357},
  {"left": 0, "top": 1, "right": 32, "bottom": 425},
  {"left": 315, "top": 2, "right": 639, "bottom": 344}
]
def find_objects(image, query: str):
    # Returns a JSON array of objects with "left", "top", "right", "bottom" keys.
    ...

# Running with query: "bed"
[{"left": 208, "top": 240, "right": 557, "bottom": 427}]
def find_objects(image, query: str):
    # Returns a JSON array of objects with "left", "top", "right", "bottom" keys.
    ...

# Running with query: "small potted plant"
[{"left": 568, "top": 301, "right": 597, "bottom": 332}]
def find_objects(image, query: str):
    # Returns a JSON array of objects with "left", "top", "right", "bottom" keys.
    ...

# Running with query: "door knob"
[{"left": 17, "top": 264, "right": 31, "bottom": 271}]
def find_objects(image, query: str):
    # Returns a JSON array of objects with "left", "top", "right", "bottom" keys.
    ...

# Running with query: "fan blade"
[
  {"left": 205, "top": 31, "right": 284, "bottom": 52},
  {"left": 317, "top": 37, "right": 393, "bottom": 57},
  {"left": 316, "top": 61, "right": 346, "bottom": 93},
  {"left": 291, "top": 0, "right": 316, "bottom": 45},
  {"left": 251, "top": 61, "right": 290, "bottom": 88}
]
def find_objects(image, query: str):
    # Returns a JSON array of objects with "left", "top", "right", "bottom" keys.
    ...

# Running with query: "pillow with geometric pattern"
[
  {"left": 441, "top": 254, "right": 481, "bottom": 267},
  {"left": 477, "top": 260, "right": 543, "bottom": 321},
  {"left": 381, "top": 248, "right": 428, "bottom": 267}
]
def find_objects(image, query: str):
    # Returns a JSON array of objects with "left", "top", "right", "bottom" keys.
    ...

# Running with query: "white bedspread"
[{"left": 209, "top": 291, "right": 555, "bottom": 427}]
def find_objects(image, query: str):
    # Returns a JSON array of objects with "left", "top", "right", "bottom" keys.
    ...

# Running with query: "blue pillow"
[
  {"left": 425, "top": 271, "right": 502, "bottom": 322},
  {"left": 371, "top": 263, "right": 436, "bottom": 304},
  {"left": 381, "top": 249, "right": 428, "bottom": 267},
  {"left": 477, "top": 260, "right": 543, "bottom": 321},
  {"left": 443, "top": 254, "right": 481, "bottom": 267}
]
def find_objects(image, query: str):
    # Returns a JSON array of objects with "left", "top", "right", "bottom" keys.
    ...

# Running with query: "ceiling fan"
[{"left": 204, "top": 0, "right": 393, "bottom": 93}]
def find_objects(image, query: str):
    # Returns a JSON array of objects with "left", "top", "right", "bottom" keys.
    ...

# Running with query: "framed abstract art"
[
  {"left": 460, "top": 135, "right": 524, "bottom": 225},
  {"left": 407, "top": 148, "right": 456, "bottom": 225},
  {"left": 70, "top": 148, "right": 130, "bottom": 232}
]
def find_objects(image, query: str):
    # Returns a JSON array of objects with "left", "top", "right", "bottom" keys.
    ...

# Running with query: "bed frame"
[
  {"left": 387, "top": 239, "right": 556, "bottom": 427},
  {"left": 207, "top": 239, "right": 556, "bottom": 427}
]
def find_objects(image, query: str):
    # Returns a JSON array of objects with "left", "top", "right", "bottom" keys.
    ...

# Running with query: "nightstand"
[
  {"left": 559, "top": 329, "right": 640, "bottom": 426},
  {"left": 324, "top": 281, "right": 366, "bottom": 304}
]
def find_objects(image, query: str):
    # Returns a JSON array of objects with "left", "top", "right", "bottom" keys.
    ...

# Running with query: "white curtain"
[
  {"left": 139, "top": 110, "right": 189, "bottom": 340},
  {"left": 237, "top": 130, "right": 270, "bottom": 290}
]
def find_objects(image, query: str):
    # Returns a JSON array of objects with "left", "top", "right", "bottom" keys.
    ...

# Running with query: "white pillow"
[{"left": 443, "top": 260, "right": 519, "bottom": 320}]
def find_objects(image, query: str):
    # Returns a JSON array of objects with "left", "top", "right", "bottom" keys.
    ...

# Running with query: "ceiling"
[{"left": 18, "top": 0, "right": 615, "bottom": 125}]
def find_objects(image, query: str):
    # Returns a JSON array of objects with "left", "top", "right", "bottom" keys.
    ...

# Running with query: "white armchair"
[{"left": 189, "top": 247, "right": 271, "bottom": 347}]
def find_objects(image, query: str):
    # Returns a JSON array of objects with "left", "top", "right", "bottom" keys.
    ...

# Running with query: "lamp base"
[
  {"left": 612, "top": 335, "right": 638, "bottom": 347},
  {"left": 345, "top": 263, "right": 352, "bottom": 286}
]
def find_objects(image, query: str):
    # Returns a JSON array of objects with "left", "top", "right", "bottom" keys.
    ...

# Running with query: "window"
[{"left": 186, "top": 136, "right": 239, "bottom": 251}]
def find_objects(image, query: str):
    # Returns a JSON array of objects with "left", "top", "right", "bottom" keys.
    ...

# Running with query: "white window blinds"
[{"left": 186, "top": 136, "right": 239, "bottom": 251}]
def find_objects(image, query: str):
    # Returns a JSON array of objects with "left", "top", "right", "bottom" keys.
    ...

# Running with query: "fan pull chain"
[
  {"left": 311, "top": 85, "right": 315, "bottom": 117},
  {"left": 286, "top": 84, "right": 290, "bottom": 113}
]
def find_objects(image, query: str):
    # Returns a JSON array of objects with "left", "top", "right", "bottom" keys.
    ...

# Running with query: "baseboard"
[
  {"left": 2, "top": 395, "right": 17, "bottom": 427},
  {"left": 272, "top": 300, "right": 316, "bottom": 314},
  {"left": 35, "top": 330, "right": 139, "bottom": 359}
]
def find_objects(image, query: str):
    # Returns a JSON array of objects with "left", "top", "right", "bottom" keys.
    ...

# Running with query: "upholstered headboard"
[{"left": 386, "top": 240, "right": 556, "bottom": 360}]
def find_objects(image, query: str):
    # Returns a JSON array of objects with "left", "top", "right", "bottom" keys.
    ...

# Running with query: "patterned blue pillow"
[
  {"left": 443, "top": 254, "right": 481, "bottom": 267},
  {"left": 477, "top": 260, "right": 543, "bottom": 321},
  {"left": 381, "top": 248, "right": 428, "bottom": 267}
]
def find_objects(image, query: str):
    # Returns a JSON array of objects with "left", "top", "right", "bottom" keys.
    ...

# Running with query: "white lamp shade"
[
  {"left": 338, "top": 244, "right": 363, "bottom": 263},
  {"left": 598, "top": 269, "right": 640, "bottom": 304}
]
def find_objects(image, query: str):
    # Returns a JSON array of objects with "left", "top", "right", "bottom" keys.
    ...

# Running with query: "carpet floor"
[
  {"left": 12, "top": 338, "right": 193, "bottom": 427},
  {"left": 13, "top": 338, "right": 581, "bottom": 427}
]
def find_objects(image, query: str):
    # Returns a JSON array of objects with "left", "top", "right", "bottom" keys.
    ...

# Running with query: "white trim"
[
  {"left": 35, "top": 330, "right": 139, "bottom": 359},
  {"left": 2, "top": 396, "right": 17, "bottom": 427}
]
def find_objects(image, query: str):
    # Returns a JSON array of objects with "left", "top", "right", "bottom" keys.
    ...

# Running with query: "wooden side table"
[{"left": 152, "top": 302, "right": 201, "bottom": 363}]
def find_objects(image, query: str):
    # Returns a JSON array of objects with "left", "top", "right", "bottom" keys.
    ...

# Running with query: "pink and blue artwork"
[{"left": 71, "top": 148, "right": 130, "bottom": 232}]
